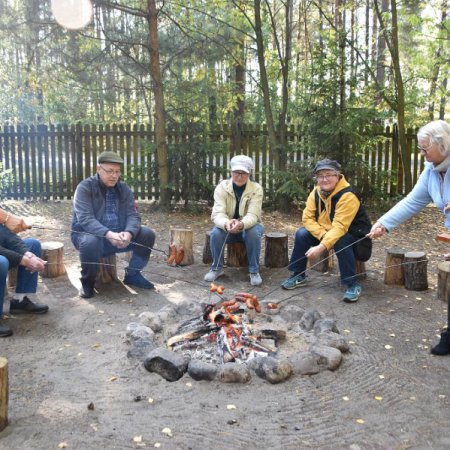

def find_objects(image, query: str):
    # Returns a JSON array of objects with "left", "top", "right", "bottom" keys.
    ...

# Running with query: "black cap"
[
  {"left": 98, "top": 151, "right": 124, "bottom": 164},
  {"left": 314, "top": 158, "right": 342, "bottom": 173}
]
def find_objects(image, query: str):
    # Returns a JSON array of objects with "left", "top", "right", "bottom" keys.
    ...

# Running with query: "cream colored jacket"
[{"left": 211, "top": 179, "right": 263, "bottom": 230}]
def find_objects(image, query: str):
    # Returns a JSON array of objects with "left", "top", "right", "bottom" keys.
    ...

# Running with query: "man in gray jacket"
[{"left": 71, "top": 151, "right": 156, "bottom": 298}]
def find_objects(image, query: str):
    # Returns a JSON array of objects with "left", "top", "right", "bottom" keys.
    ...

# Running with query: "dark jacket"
[
  {"left": 71, "top": 175, "right": 141, "bottom": 239},
  {"left": 0, "top": 225, "right": 28, "bottom": 267}
]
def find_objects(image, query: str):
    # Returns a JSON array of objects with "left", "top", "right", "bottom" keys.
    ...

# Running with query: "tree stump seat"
[
  {"left": 404, "top": 251, "right": 428, "bottom": 291},
  {"left": 41, "top": 241, "right": 66, "bottom": 278},
  {"left": 264, "top": 232, "right": 288, "bottom": 268},
  {"left": 384, "top": 247, "right": 407, "bottom": 286},
  {"left": 227, "top": 242, "right": 248, "bottom": 267}
]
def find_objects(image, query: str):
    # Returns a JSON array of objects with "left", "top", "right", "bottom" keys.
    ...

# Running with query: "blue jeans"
[
  {"left": 209, "top": 223, "right": 264, "bottom": 273},
  {"left": 72, "top": 226, "right": 155, "bottom": 285},
  {"left": 0, "top": 238, "right": 41, "bottom": 315},
  {"left": 288, "top": 227, "right": 358, "bottom": 287}
]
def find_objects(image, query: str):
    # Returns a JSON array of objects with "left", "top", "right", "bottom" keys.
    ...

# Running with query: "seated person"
[
  {"left": 204, "top": 155, "right": 264, "bottom": 286},
  {"left": 71, "top": 151, "right": 156, "bottom": 298},
  {"left": 281, "top": 159, "right": 371, "bottom": 302},
  {"left": 0, "top": 209, "right": 48, "bottom": 338}
]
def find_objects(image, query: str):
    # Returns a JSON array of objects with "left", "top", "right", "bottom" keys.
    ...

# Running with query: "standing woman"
[{"left": 368, "top": 120, "right": 450, "bottom": 355}]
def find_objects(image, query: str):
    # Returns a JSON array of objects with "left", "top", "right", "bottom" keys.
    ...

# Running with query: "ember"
[{"left": 168, "top": 290, "right": 275, "bottom": 364}]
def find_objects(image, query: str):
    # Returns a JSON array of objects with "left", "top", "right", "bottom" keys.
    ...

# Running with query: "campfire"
[
  {"left": 167, "top": 284, "right": 278, "bottom": 364},
  {"left": 127, "top": 283, "right": 350, "bottom": 383}
]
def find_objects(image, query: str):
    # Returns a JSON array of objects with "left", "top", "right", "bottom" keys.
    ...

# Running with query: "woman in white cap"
[
  {"left": 368, "top": 120, "right": 450, "bottom": 356},
  {"left": 204, "top": 154, "right": 264, "bottom": 286}
]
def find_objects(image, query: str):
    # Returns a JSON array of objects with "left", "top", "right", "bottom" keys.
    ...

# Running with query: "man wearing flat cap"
[
  {"left": 281, "top": 158, "right": 372, "bottom": 302},
  {"left": 205, "top": 154, "right": 264, "bottom": 286},
  {"left": 71, "top": 151, "right": 156, "bottom": 298}
]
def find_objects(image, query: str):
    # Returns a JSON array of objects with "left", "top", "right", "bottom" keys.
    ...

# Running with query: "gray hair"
[{"left": 417, "top": 120, "right": 450, "bottom": 156}]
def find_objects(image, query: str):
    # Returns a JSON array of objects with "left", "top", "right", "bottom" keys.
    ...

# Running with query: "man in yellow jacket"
[
  {"left": 204, "top": 155, "right": 264, "bottom": 286},
  {"left": 281, "top": 159, "right": 370, "bottom": 302}
]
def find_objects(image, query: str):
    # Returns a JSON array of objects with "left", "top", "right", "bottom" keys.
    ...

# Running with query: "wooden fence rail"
[{"left": 0, "top": 123, "right": 422, "bottom": 202}]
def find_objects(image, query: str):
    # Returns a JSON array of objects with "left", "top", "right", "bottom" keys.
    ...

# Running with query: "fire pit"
[{"left": 126, "top": 286, "right": 350, "bottom": 384}]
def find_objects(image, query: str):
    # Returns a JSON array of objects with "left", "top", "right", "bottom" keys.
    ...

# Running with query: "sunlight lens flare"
[{"left": 51, "top": 0, "right": 93, "bottom": 30}]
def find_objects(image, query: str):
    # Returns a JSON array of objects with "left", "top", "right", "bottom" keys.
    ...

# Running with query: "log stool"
[
  {"left": 355, "top": 260, "right": 367, "bottom": 281},
  {"left": 0, "top": 357, "right": 8, "bottom": 431},
  {"left": 202, "top": 231, "right": 213, "bottom": 265},
  {"left": 96, "top": 255, "right": 119, "bottom": 285},
  {"left": 264, "top": 232, "right": 289, "bottom": 268},
  {"left": 41, "top": 241, "right": 66, "bottom": 278},
  {"left": 437, "top": 261, "right": 450, "bottom": 301},
  {"left": 170, "top": 228, "right": 194, "bottom": 266},
  {"left": 307, "top": 248, "right": 334, "bottom": 273},
  {"left": 227, "top": 242, "right": 248, "bottom": 267},
  {"left": 384, "top": 247, "right": 407, "bottom": 286},
  {"left": 404, "top": 251, "right": 428, "bottom": 291}
]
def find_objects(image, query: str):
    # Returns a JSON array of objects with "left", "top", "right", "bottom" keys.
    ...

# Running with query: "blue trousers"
[
  {"left": 0, "top": 238, "right": 41, "bottom": 315},
  {"left": 288, "top": 227, "right": 358, "bottom": 287},
  {"left": 209, "top": 223, "right": 264, "bottom": 273},
  {"left": 72, "top": 226, "right": 155, "bottom": 285}
]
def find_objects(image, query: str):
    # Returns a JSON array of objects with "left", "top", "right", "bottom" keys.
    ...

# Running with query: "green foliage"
[{"left": 0, "top": 163, "right": 14, "bottom": 200}]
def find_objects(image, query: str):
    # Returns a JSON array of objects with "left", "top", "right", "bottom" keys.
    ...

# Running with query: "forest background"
[{"left": 0, "top": 0, "right": 448, "bottom": 210}]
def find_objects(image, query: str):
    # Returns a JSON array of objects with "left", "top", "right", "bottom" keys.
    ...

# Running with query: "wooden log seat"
[
  {"left": 307, "top": 248, "right": 334, "bottom": 273},
  {"left": 227, "top": 242, "right": 248, "bottom": 267},
  {"left": 41, "top": 241, "right": 66, "bottom": 278},
  {"left": 404, "top": 251, "right": 428, "bottom": 291},
  {"left": 169, "top": 228, "right": 194, "bottom": 266},
  {"left": 264, "top": 232, "right": 289, "bottom": 268},
  {"left": 202, "top": 231, "right": 213, "bottom": 265},
  {"left": 0, "top": 357, "right": 8, "bottom": 431},
  {"left": 437, "top": 261, "right": 450, "bottom": 302},
  {"left": 384, "top": 247, "right": 407, "bottom": 286},
  {"left": 96, "top": 254, "right": 119, "bottom": 285}
]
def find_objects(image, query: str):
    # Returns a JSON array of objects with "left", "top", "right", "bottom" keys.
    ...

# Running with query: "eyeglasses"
[
  {"left": 99, "top": 165, "right": 121, "bottom": 176},
  {"left": 232, "top": 171, "right": 249, "bottom": 177},
  {"left": 418, "top": 144, "right": 432, "bottom": 153},
  {"left": 314, "top": 174, "right": 338, "bottom": 182}
]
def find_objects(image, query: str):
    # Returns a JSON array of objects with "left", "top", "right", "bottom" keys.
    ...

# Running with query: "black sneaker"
[
  {"left": 0, "top": 319, "right": 12, "bottom": 337},
  {"left": 79, "top": 283, "right": 95, "bottom": 299},
  {"left": 9, "top": 297, "right": 49, "bottom": 315}
]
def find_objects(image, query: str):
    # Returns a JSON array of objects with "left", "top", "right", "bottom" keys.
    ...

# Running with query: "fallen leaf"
[
  {"left": 64, "top": 344, "right": 72, "bottom": 348},
  {"left": 133, "top": 436, "right": 143, "bottom": 443},
  {"left": 342, "top": 396, "right": 349, "bottom": 401},
  {"left": 108, "top": 376, "right": 118, "bottom": 382},
  {"left": 162, "top": 427, "right": 173, "bottom": 437},
  {"left": 348, "top": 340, "right": 355, "bottom": 344},
  {"left": 343, "top": 329, "right": 351, "bottom": 334},
  {"left": 374, "top": 396, "right": 383, "bottom": 401},
  {"left": 92, "top": 343, "right": 101, "bottom": 349},
  {"left": 439, "top": 394, "right": 446, "bottom": 399},
  {"left": 409, "top": 396, "right": 416, "bottom": 401},
  {"left": 185, "top": 382, "right": 192, "bottom": 387},
  {"left": 384, "top": 345, "right": 393, "bottom": 350},
  {"left": 379, "top": 375, "right": 385, "bottom": 379},
  {"left": 148, "top": 398, "right": 154, "bottom": 404},
  {"left": 154, "top": 443, "right": 161, "bottom": 448},
  {"left": 227, "top": 404, "right": 236, "bottom": 410},
  {"left": 87, "top": 402, "right": 95, "bottom": 410},
  {"left": 389, "top": 333, "right": 396, "bottom": 337},
  {"left": 356, "top": 419, "right": 365, "bottom": 424},
  {"left": 58, "top": 443, "right": 68, "bottom": 449}
]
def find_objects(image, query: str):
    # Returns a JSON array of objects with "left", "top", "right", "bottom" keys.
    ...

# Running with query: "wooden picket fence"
[{"left": 0, "top": 123, "right": 422, "bottom": 202}]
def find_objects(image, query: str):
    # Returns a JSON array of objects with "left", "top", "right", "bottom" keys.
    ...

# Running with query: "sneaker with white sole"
[
  {"left": 249, "top": 272, "right": 262, "bottom": 286},
  {"left": 204, "top": 269, "right": 224, "bottom": 282},
  {"left": 281, "top": 273, "right": 308, "bottom": 290},
  {"left": 343, "top": 283, "right": 362, "bottom": 303}
]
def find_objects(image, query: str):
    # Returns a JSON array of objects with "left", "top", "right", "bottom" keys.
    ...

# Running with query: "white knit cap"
[{"left": 229, "top": 155, "right": 254, "bottom": 173}]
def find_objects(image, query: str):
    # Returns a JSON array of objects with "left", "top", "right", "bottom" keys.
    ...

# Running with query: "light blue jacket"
[{"left": 379, "top": 162, "right": 450, "bottom": 230}]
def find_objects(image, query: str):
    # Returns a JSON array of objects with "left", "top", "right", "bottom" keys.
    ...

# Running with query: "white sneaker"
[
  {"left": 204, "top": 269, "right": 224, "bottom": 282},
  {"left": 250, "top": 272, "right": 262, "bottom": 286}
]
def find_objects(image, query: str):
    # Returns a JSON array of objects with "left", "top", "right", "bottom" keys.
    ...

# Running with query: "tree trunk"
[
  {"left": 147, "top": 0, "right": 171, "bottom": 208},
  {"left": 253, "top": 0, "right": 278, "bottom": 164}
]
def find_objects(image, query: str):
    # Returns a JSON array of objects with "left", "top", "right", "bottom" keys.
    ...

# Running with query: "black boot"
[{"left": 431, "top": 331, "right": 450, "bottom": 356}]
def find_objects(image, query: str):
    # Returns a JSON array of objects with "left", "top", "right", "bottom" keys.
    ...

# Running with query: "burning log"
[{"left": 167, "top": 325, "right": 219, "bottom": 348}]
